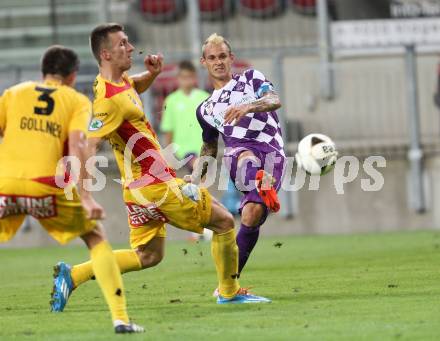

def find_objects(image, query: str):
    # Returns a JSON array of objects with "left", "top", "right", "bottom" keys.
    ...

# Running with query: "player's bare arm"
[
  {"left": 76, "top": 135, "right": 106, "bottom": 220},
  {"left": 224, "top": 91, "right": 281, "bottom": 125},
  {"left": 199, "top": 139, "right": 219, "bottom": 179},
  {"left": 131, "top": 54, "right": 163, "bottom": 94},
  {"left": 185, "top": 139, "right": 218, "bottom": 183},
  {"left": 68, "top": 131, "right": 88, "bottom": 185}
]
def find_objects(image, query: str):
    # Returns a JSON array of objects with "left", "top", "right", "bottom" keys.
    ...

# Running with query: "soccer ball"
[{"left": 295, "top": 133, "right": 338, "bottom": 176}]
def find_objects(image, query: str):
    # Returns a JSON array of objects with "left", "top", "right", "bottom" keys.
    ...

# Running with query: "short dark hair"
[
  {"left": 41, "top": 45, "right": 79, "bottom": 77},
  {"left": 90, "top": 23, "right": 124, "bottom": 64},
  {"left": 178, "top": 60, "right": 196, "bottom": 73}
]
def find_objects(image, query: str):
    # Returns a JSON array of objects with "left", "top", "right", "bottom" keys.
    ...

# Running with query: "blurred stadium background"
[{"left": 1, "top": 0, "right": 440, "bottom": 247}]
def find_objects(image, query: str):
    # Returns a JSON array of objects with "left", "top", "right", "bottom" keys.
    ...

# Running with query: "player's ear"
[
  {"left": 200, "top": 56, "right": 206, "bottom": 68},
  {"left": 100, "top": 48, "right": 111, "bottom": 62},
  {"left": 64, "top": 72, "right": 77, "bottom": 87},
  {"left": 230, "top": 52, "right": 235, "bottom": 63}
]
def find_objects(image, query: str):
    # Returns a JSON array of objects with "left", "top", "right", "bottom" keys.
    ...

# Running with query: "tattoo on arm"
[
  {"left": 199, "top": 140, "right": 218, "bottom": 179},
  {"left": 247, "top": 91, "right": 281, "bottom": 113}
]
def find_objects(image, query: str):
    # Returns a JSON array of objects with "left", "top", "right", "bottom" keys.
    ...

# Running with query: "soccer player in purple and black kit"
[{"left": 189, "top": 33, "right": 285, "bottom": 295}]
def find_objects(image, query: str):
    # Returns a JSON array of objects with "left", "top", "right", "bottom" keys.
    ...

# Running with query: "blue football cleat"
[
  {"left": 50, "top": 261, "right": 74, "bottom": 312},
  {"left": 217, "top": 289, "right": 272, "bottom": 304}
]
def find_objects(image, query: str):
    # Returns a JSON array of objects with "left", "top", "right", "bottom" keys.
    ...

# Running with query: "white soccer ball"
[{"left": 295, "top": 133, "right": 338, "bottom": 176}]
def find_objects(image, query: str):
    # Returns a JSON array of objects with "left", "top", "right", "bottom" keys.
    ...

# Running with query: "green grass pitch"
[{"left": 1, "top": 231, "right": 440, "bottom": 340}]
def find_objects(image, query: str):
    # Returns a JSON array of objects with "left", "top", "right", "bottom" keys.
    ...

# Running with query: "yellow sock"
[
  {"left": 90, "top": 241, "right": 129, "bottom": 323},
  {"left": 71, "top": 249, "right": 142, "bottom": 288},
  {"left": 211, "top": 229, "right": 240, "bottom": 299},
  {"left": 114, "top": 249, "right": 143, "bottom": 271}
]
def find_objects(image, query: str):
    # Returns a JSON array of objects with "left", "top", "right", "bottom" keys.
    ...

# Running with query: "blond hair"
[{"left": 202, "top": 33, "right": 232, "bottom": 56}]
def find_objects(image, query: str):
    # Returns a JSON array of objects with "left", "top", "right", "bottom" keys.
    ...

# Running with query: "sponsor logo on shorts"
[
  {"left": 0, "top": 195, "right": 57, "bottom": 219},
  {"left": 88, "top": 118, "right": 103, "bottom": 131},
  {"left": 126, "top": 202, "right": 168, "bottom": 227}
]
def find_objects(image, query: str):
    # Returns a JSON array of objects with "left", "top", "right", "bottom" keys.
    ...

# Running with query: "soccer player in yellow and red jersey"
[
  {"left": 55, "top": 23, "right": 271, "bottom": 306},
  {"left": 0, "top": 45, "right": 144, "bottom": 333}
]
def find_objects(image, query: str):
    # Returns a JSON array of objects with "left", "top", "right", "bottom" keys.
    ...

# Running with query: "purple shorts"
[{"left": 223, "top": 147, "right": 285, "bottom": 215}]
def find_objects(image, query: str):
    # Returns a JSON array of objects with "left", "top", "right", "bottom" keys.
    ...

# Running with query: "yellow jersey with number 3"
[{"left": 0, "top": 79, "right": 91, "bottom": 181}]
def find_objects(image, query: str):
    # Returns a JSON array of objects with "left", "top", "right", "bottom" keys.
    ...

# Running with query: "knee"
[
  {"left": 241, "top": 204, "right": 265, "bottom": 227},
  {"left": 146, "top": 252, "right": 163, "bottom": 268},
  {"left": 136, "top": 249, "right": 164, "bottom": 269},
  {"left": 81, "top": 224, "right": 105, "bottom": 249},
  {"left": 216, "top": 211, "right": 235, "bottom": 234}
]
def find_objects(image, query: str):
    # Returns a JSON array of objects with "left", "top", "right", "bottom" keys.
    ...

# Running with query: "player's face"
[
  {"left": 106, "top": 31, "right": 135, "bottom": 71},
  {"left": 201, "top": 43, "right": 234, "bottom": 81},
  {"left": 177, "top": 69, "right": 197, "bottom": 92}
]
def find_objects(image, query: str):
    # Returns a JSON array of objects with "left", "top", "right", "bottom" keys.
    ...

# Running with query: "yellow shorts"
[
  {"left": 124, "top": 178, "right": 212, "bottom": 249},
  {"left": 0, "top": 178, "right": 96, "bottom": 244}
]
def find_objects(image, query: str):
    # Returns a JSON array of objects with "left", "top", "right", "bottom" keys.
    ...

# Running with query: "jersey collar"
[{"left": 98, "top": 74, "right": 132, "bottom": 99}]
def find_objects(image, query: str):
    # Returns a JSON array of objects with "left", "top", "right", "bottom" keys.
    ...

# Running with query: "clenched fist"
[{"left": 144, "top": 54, "right": 163, "bottom": 76}]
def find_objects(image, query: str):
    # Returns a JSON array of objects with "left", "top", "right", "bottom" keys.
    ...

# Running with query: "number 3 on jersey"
[{"left": 34, "top": 86, "right": 55, "bottom": 115}]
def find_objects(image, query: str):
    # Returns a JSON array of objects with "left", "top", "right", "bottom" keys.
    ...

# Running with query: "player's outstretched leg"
[
  {"left": 70, "top": 249, "right": 143, "bottom": 288},
  {"left": 234, "top": 168, "right": 280, "bottom": 276},
  {"left": 51, "top": 258, "right": 147, "bottom": 327},
  {"left": 51, "top": 249, "right": 143, "bottom": 312},
  {"left": 209, "top": 199, "right": 271, "bottom": 304},
  {"left": 53, "top": 237, "right": 163, "bottom": 314},
  {"left": 233, "top": 150, "right": 280, "bottom": 277},
  {"left": 51, "top": 225, "right": 145, "bottom": 333}
]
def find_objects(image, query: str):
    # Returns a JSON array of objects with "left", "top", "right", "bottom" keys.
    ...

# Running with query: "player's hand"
[
  {"left": 144, "top": 54, "right": 163, "bottom": 75},
  {"left": 81, "top": 195, "right": 106, "bottom": 220},
  {"left": 224, "top": 104, "right": 249, "bottom": 125}
]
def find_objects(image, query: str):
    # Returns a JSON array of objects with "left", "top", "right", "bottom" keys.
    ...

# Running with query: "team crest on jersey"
[{"left": 89, "top": 118, "right": 103, "bottom": 131}]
